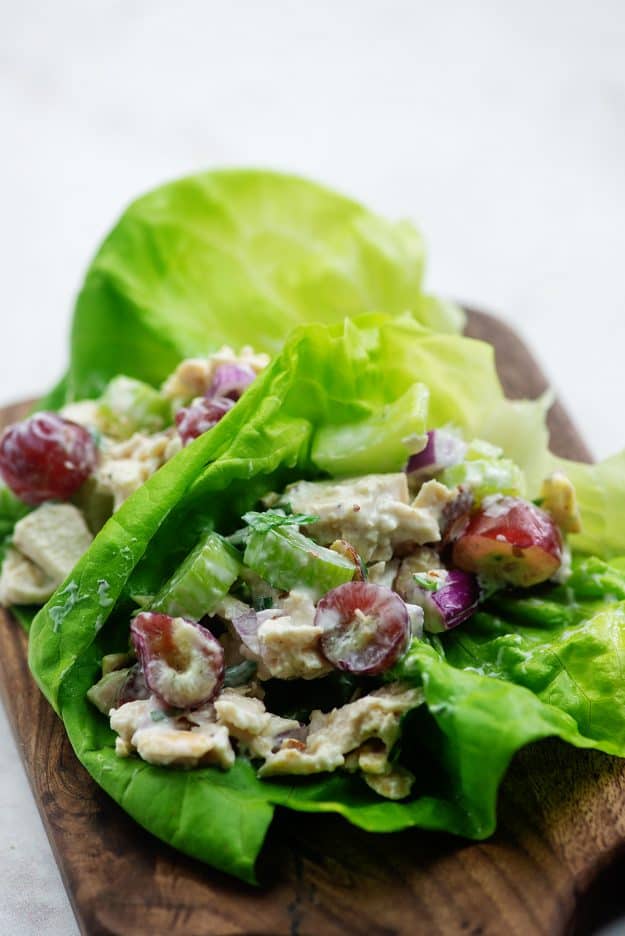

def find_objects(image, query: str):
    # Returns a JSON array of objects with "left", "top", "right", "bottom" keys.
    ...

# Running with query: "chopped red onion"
[
  {"left": 410, "top": 569, "right": 480, "bottom": 633},
  {"left": 406, "top": 430, "right": 466, "bottom": 478},
  {"left": 231, "top": 607, "right": 283, "bottom": 656},
  {"left": 208, "top": 364, "right": 256, "bottom": 401}
]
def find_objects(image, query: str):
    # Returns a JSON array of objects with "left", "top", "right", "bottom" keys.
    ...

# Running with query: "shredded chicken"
[
  {"left": 214, "top": 690, "right": 302, "bottom": 759},
  {"left": 0, "top": 547, "right": 57, "bottom": 605},
  {"left": 256, "top": 590, "right": 332, "bottom": 680},
  {"left": 95, "top": 430, "right": 181, "bottom": 510},
  {"left": 258, "top": 683, "right": 422, "bottom": 777},
  {"left": 285, "top": 474, "right": 455, "bottom": 561},
  {"left": 110, "top": 699, "right": 235, "bottom": 769}
]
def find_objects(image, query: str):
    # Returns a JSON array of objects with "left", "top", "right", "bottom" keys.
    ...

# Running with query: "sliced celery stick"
[
  {"left": 87, "top": 668, "right": 130, "bottom": 714},
  {"left": 244, "top": 527, "right": 355, "bottom": 597},
  {"left": 464, "top": 438, "right": 503, "bottom": 460},
  {"left": 97, "top": 375, "right": 171, "bottom": 439},
  {"left": 311, "top": 383, "right": 429, "bottom": 476},
  {"left": 441, "top": 458, "right": 525, "bottom": 503},
  {"left": 152, "top": 532, "right": 241, "bottom": 619}
]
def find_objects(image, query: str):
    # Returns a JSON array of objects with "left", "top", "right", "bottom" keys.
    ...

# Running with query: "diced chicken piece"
[
  {"left": 135, "top": 723, "right": 234, "bottom": 769},
  {"left": 12, "top": 503, "right": 92, "bottom": 583},
  {"left": 344, "top": 739, "right": 391, "bottom": 775},
  {"left": 110, "top": 699, "right": 152, "bottom": 743},
  {"left": 257, "top": 618, "right": 332, "bottom": 680},
  {"left": 394, "top": 547, "right": 444, "bottom": 601},
  {"left": 540, "top": 472, "right": 581, "bottom": 534},
  {"left": 259, "top": 683, "right": 422, "bottom": 777},
  {"left": 285, "top": 474, "right": 454, "bottom": 562},
  {"left": 367, "top": 559, "right": 400, "bottom": 588},
  {"left": 95, "top": 430, "right": 181, "bottom": 510},
  {"left": 256, "top": 589, "right": 332, "bottom": 680},
  {"left": 161, "top": 347, "right": 270, "bottom": 403},
  {"left": 410, "top": 480, "right": 457, "bottom": 539},
  {"left": 214, "top": 689, "right": 301, "bottom": 759},
  {"left": 363, "top": 765, "right": 415, "bottom": 800},
  {"left": 0, "top": 546, "right": 57, "bottom": 605},
  {"left": 60, "top": 400, "right": 104, "bottom": 430},
  {"left": 110, "top": 698, "right": 234, "bottom": 769}
]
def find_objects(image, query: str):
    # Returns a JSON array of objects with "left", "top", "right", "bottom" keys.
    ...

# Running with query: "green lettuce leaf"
[
  {"left": 26, "top": 314, "right": 625, "bottom": 882},
  {"left": 65, "top": 169, "right": 463, "bottom": 401},
  {"left": 553, "top": 451, "right": 625, "bottom": 558},
  {"left": 435, "top": 557, "right": 625, "bottom": 755},
  {"left": 0, "top": 485, "right": 31, "bottom": 556}
]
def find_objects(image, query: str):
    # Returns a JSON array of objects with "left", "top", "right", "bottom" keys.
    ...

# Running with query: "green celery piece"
[
  {"left": 465, "top": 438, "right": 503, "bottom": 460},
  {"left": 97, "top": 375, "right": 171, "bottom": 439},
  {"left": 0, "top": 483, "right": 31, "bottom": 543},
  {"left": 86, "top": 667, "right": 130, "bottom": 714},
  {"left": 244, "top": 526, "right": 355, "bottom": 596},
  {"left": 566, "top": 556, "right": 625, "bottom": 602},
  {"left": 312, "top": 382, "right": 429, "bottom": 476},
  {"left": 152, "top": 532, "right": 241, "bottom": 620},
  {"left": 441, "top": 457, "right": 525, "bottom": 503}
]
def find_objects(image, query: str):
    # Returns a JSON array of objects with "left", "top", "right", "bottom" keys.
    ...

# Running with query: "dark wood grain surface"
[{"left": 1, "top": 309, "right": 622, "bottom": 936}]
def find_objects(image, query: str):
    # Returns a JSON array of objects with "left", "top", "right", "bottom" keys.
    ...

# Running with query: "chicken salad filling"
[
  {"left": 0, "top": 346, "right": 269, "bottom": 607},
  {"left": 82, "top": 434, "right": 580, "bottom": 800}
]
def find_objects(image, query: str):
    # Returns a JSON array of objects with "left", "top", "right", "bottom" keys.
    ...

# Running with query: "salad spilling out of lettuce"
[
  {"left": 0, "top": 346, "right": 269, "bottom": 606},
  {"left": 2, "top": 169, "right": 625, "bottom": 885},
  {"left": 85, "top": 454, "right": 578, "bottom": 804}
]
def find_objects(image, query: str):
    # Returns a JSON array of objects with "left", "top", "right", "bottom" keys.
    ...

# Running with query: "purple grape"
[
  {"left": 410, "top": 569, "right": 480, "bottom": 633},
  {"left": 175, "top": 396, "right": 234, "bottom": 445},
  {"left": 130, "top": 612, "right": 224, "bottom": 708},
  {"left": 316, "top": 582, "right": 410, "bottom": 675},
  {"left": 208, "top": 364, "right": 255, "bottom": 401}
]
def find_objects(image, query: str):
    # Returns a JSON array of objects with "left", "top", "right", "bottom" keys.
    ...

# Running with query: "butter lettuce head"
[
  {"left": 25, "top": 315, "right": 625, "bottom": 883},
  {"left": 62, "top": 169, "right": 462, "bottom": 401}
]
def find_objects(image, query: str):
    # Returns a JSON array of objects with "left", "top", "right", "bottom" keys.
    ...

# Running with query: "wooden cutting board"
[{"left": 1, "top": 310, "right": 623, "bottom": 936}]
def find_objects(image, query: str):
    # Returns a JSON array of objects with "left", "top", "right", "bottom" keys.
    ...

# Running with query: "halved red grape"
[
  {"left": 316, "top": 582, "right": 410, "bottom": 675},
  {"left": 452, "top": 495, "right": 563, "bottom": 587},
  {"left": 175, "top": 396, "right": 234, "bottom": 445},
  {"left": 208, "top": 364, "right": 255, "bottom": 401},
  {"left": 0, "top": 412, "right": 98, "bottom": 505},
  {"left": 130, "top": 612, "right": 224, "bottom": 709}
]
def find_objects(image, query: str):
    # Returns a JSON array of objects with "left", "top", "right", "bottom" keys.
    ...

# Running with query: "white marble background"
[{"left": 1, "top": 1, "right": 625, "bottom": 932}]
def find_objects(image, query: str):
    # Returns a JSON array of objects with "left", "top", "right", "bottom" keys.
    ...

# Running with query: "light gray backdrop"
[{"left": 1, "top": 2, "right": 624, "bottom": 932}]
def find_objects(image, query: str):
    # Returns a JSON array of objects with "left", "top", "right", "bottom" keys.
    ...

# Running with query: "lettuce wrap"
[
  {"left": 2, "top": 167, "right": 461, "bottom": 618},
  {"left": 25, "top": 313, "right": 625, "bottom": 883},
  {"left": 47, "top": 168, "right": 462, "bottom": 406}
]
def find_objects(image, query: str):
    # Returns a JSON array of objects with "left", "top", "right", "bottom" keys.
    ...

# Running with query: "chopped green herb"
[
  {"left": 223, "top": 660, "right": 258, "bottom": 688},
  {"left": 242, "top": 509, "right": 319, "bottom": 534},
  {"left": 413, "top": 572, "right": 442, "bottom": 592}
]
